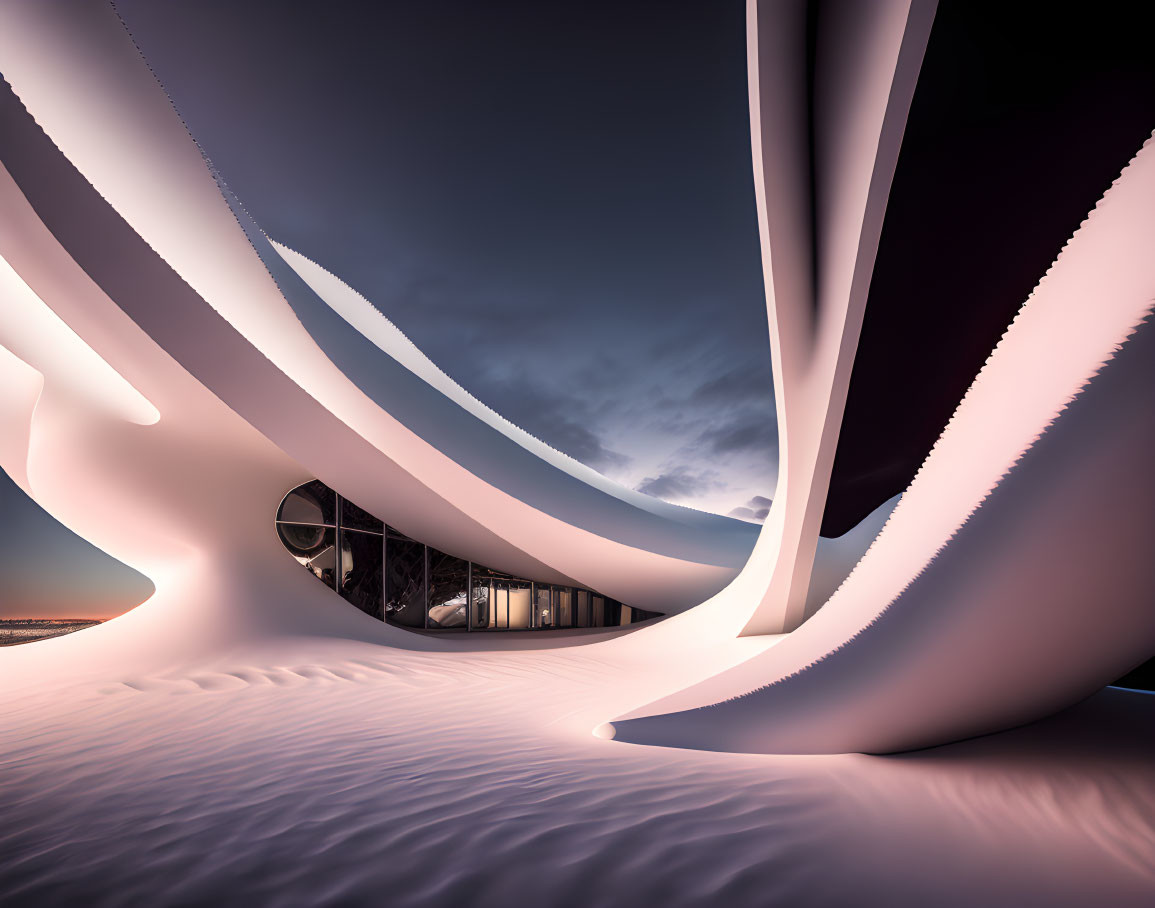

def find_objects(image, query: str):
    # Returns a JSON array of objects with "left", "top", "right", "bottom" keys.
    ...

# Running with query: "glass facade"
[
  {"left": 277, "top": 523, "right": 337, "bottom": 587},
  {"left": 340, "top": 529, "right": 384, "bottom": 620},
  {"left": 275, "top": 480, "right": 662, "bottom": 632},
  {"left": 427, "top": 551, "right": 469, "bottom": 628},
  {"left": 277, "top": 480, "right": 336, "bottom": 526},
  {"left": 340, "top": 497, "right": 384, "bottom": 534},
  {"left": 534, "top": 585, "right": 552, "bottom": 628},
  {"left": 385, "top": 536, "right": 425, "bottom": 628},
  {"left": 556, "top": 588, "right": 573, "bottom": 628}
]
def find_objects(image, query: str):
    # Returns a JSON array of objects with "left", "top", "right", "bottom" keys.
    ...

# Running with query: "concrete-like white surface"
[{"left": 613, "top": 131, "right": 1155, "bottom": 754}]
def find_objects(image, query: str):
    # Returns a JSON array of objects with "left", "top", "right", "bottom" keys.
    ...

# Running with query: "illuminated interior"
[{"left": 276, "top": 480, "right": 661, "bottom": 631}]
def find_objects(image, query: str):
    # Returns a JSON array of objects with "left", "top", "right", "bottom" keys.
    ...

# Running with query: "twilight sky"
[{"left": 114, "top": 0, "right": 779, "bottom": 517}]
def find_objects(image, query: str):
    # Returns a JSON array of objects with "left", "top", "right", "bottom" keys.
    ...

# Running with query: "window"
[
  {"left": 278, "top": 523, "right": 337, "bottom": 588},
  {"left": 508, "top": 582, "right": 532, "bottom": 629},
  {"left": 470, "top": 577, "right": 490, "bottom": 629},
  {"left": 576, "top": 590, "right": 590, "bottom": 627},
  {"left": 556, "top": 588, "right": 573, "bottom": 628},
  {"left": 340, "top": 497, "right": 384, "bottom": 534},
  {"left": 277, "top": 480, "right": 336, "bottom": 526},
  {"left": 275, "top": 481, "right": 661, "bottom": 633},
  {"left": 534, "top": 585, "right": 552, "bottom": 628},
  {"left": 385, "top": 536, "right": 425, "bottom": 628},
  {"left": 428, "top": 551, "right": 469, "bottom": 628},
  {"left": 340, "top": 530, "right": 384, "bottom": 619}
]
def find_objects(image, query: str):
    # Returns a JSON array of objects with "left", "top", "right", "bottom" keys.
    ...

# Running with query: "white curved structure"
[
  {"left": 0, "top": 0, "right": 768, "bottom": 622},
  {"left": 739, "top": 0, "right": 937, "bottom": 635},
  {"left": 612, "top": 130, "right": 1155, "bottom": 752},
  {"left": 0, "top": 0, "right": 1152, "bottom": 762}
]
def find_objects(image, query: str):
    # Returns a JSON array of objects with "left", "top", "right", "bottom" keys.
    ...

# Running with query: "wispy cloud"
[
  {"left": 727, "top": 494, "right": 772, "bottom": 523},
  {"left": 635, "top": 465, "right": 723, "bottom": 502}
]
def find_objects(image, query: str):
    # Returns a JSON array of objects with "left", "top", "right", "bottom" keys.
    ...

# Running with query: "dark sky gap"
[{"left": 822, "top": 0, "right": 1155, "bottom": 536}]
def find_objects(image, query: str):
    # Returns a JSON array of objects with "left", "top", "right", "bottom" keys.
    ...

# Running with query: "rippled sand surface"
[{"left": 1, "top": 629, "right": 1153, "bottom": 907}]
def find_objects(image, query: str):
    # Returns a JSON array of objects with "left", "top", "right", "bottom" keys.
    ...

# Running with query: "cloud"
[
  {"left": 690, "top": 366, "right": 773, "bottom": 404},
  {"left": 697, "top": 410, "right": 776, "bottom": 455},
  {"left": 540, "top": 419, "right": 630, "bottom": 472},
  {"left": 727, "top": 494, "right": 773, "bottom": 523},
  {"left": 635, "top": 465, "right": 722, "bottom": 502},
  {"left": 114, "top": 0, "right": 778, "bottom": 523},
  {"left": 464, "top": 368, "right": 630, "bottom": 473}
]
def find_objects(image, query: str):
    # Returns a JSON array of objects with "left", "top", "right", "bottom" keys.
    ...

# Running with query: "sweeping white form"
[
  {"left": 0, "top": 0, "right": 768, "bottom": 621},
  {"left": 610, "top": 130, "right": 1155, "bottom": 752},
  {"left": 739, "top": 0, "right": 937, "bottom": 635},
  {"left": 0, "top": 0, "right": 1152, "bottom": 763}
]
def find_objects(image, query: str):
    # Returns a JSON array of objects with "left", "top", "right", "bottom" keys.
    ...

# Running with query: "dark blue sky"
[{"left": 114, "top": 0, "right": 778, "bottom": 515}]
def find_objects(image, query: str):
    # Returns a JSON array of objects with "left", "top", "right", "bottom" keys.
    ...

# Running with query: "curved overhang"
[
  {"left": 225, "top": 189, "right": 759, "bottom": 570},
  {"left": 0, "top": 2, "right": 761, "bottom": 616}
]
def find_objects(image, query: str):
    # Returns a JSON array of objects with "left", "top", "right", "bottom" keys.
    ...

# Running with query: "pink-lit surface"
[
  {"left": 739, "top": 0, "right": 937, "bottom": 634},
  {"left": 612, "top": 131, "right": 1155, "bottom": 753},
  {"left": 0, "top": 0, "right": 751, "bottom": 617},
  {"left": 1, "top": 0, "right": 1154, "bottom": 903},
  {"left": 2, "top": 628, "right": 1154, "bottom": 905}
]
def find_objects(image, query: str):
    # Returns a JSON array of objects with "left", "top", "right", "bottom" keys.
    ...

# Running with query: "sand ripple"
[{"left": 1, "top": 640, "right": 1153, "bottom": 906}]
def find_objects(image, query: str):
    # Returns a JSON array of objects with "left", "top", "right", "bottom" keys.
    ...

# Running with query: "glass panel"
[
  {"left": 340, "top": 497, "right": 384, "bottom": 534},
  {"left": 605, "top": 599, "right": 623, "bottom": 626},
  {"left": 508, "top": 583, "right": 532, "bottom": 629},
  {"left": 275, "top": 483, "right": 663, "bottom": 633},
  {"left": 278, "top": 480, "right": 336, "bottom": 525},
  {"left": 428, "top": 550, "right": 469, "bottom": 628},
  {"left": 576, "top": 590, "right": 590, "bottom": 627},
  {"left": 534, "top": 585, "right": 552, "bottom": 628},
  {"left": 278, "top": 523, "right": 337, "bottom": 588},
  {"left": 472, "top": 567, "right": 515, "bottom": 629},
  {"left": 470, "top": 575, "right": 490, "bottom": 629},
  {"left": 493, "top": 582, "right": 507, "bottom": 629},
  {"left": 339, "top": 530, "right": 384, "bottom": 619},
  {"left": 385, "top": 539, "right": 426, "bottom": 628},
  {"left": 556, "top": 588, "right": 573, "bottom": 628}
]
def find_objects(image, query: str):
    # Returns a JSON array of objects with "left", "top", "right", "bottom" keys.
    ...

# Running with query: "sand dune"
[{"left": 1, "top": 628, "right": 1153, "bottom": 907}]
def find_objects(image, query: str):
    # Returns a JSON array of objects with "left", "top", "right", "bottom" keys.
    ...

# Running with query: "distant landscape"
[{"left": 0, "top": 619, "right": 103, "bottom": 646}]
